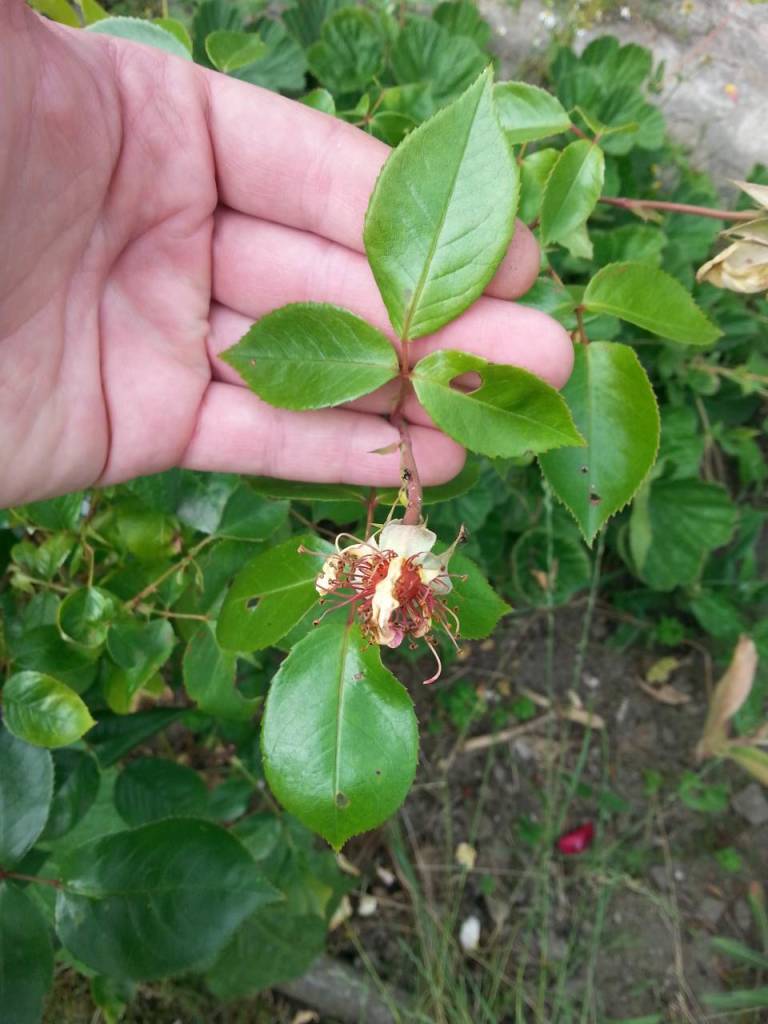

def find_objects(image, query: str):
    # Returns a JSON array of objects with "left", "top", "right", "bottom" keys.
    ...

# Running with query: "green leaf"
[
  {"left": 364, "top": 69, "right": 518, "bottom": 340},
  {"left": 628, "top": 479, "right": 737, "bottom": 591},
  {"left": 539, "top": 342, "right": 660, "bottom": 543},
  {"left": 307, "top": 8, "right": 386, "bottom": 94},
  {"left": 115, "top": 758, "right": 209, "bottom": 827},
  {"left": 0, "top": 728, "right": 53, "bottom": 866},
  {"left": 58, "top": 586, "right": 117, "bottom": 649},
  {"left": 449, "top": 552, "right": 511, "bottom": 639},
  {"left": 215, "top": 485, "right": 288, "bottom": 541},
  {"left": 55, "top": 820, "right": 279, "bottom": 981},
  {"left": 3, "top": 672, "right": 95, "bottom": 748},
  {"left": 221, "top": 303, "right": 398, "bottom": 410},
  {"left": 262, "top": 620, "right": 418, "bottom": 849},
  {"left": 154, "top": 17, "right": 192, "bottom": 52},
  {"left": 80, "top": 0, "right": 108, "bottom": 23},
  {"left": 87, "top": 709, "right": 185, "bottom": 769},
  {"left": 0, "top": 882, "right": 54, "bottom": 1024},
  {"left": 205, "top": 30, "right": 267, "bottom": 72},
  {"left": 85, "top": 17, "right": 193, "bottom": 59},
  {"left": 511, "top": 525, "right": 591, "bottom": 607},
  {"left": 231, "top": 20, "right": 307, "bottom": 93},
  {"left": 206, "top": 908, "right": 326, "bottom": 997},
  {"left": 217, "top": 534, "right": 332, "bottom": 652},
  {"left": 494, "top": 82, "right": 570, "bottom": 144},
  {"left": 14, "top": 491, "right": 84, "bottom": 531},
  {"left": 433, "top": 1, "right": 491, "bottom": 48},
  {"left": 299, "top": 88, "right": 336, "bottom": 114},
  {"left": 391, "top": 17, "right": 486, "bottom": 105},
  {"left": 727, "top": 746, "right": 768, "bottom": 787},
  {"left": 26, "top": 0, "right": 79, "bottom": 27},
  {"left": 583, "top": 262, "right": 721, "bottom": 345},
  {"left": 283, "top": 0, "right": 350, "bottom": 47},
  {"left": 183, "top": 624, "right": 260, "bottom": 721},
  {"left": 103, "top": 619, "right": 175, "bottom": 713},
  {"left": 540, "top": 140, "right": 605, "bottom": 247},
  {"left": 518, "top": 148, "right": 559, "bottom": 223},
  {"left": 42, "top": 749, "right": 100, "bottom": 841},
  {"left": 412, "top": 349, "right": 584, "bottom": 458},
  {"left": 10, "top": 625, "right": 99, "bottom": 694}
]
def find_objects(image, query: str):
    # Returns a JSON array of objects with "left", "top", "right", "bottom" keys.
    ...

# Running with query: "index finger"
[{"left": 204, "top": 70, "right": 539, "bottom": 300}]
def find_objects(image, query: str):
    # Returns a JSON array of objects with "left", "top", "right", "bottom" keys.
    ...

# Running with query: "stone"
[
  {"left": 698, "top": 897, "right": 726, "bottom": 926},
  {"left": 732, "top": 782, "right": 768, "bottom": 827}
]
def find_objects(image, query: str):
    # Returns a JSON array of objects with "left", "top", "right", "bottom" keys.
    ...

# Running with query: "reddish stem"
[
  {"left": 0, "top": 870, "right": 62, "bottom": 889},
  {"left": 392, "top": 412, "right": 423, "bottom": 526},
  {"left": 598, "top": 196, "right": 756, "bottom": 222}
]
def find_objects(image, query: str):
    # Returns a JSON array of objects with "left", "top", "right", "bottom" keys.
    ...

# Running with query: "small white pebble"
[
  {"left": 459, "top": 915, "right": 481, "bottom": 952},
  {"left": 358, "top": 894, "right": 378, "bottom": 918},
  {"left": 376, "top": 865, "right": 396, "bottom": 887},
  {"left": 620, "top": 5, "right": 631, "bottom": 18}
]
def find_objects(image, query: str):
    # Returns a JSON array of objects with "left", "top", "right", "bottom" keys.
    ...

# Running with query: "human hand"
[{"left": 0, "top": 1, "right": 572, "bottom": 509}]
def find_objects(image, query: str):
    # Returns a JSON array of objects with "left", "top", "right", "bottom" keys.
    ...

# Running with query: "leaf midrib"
[
  {"left": 400, "top": 78, "right": 486, "bottom": 340},
  {"left": 332, "top": 620, "right": 354, "bottom": 840}
]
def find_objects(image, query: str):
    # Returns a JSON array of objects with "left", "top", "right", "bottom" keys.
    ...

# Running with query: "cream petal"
[
  {"left": 379, "top": 522, "right": 437, "bottom": 558},
  {"left": 371, "top": 556, "right": 405, "bottom": 634},
  {"left": 417, "top": 552, "right": 453, "bottom": 595}
]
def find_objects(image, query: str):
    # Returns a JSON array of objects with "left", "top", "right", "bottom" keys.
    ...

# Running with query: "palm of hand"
[
  {"left": 1, "top": 8, "right": 571, "bottom": 508},
  {"left": 1, "top": 22, "right": 215, "bottom": 506}
]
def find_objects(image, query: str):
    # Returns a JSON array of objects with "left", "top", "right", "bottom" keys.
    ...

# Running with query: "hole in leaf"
[
  {"left": 580, "top": 466, "right": 589, "bottom": 475},
  {"left": 449, "top": 372, "right": 483, "bottom": 394},
  {"left": 335, "top": 791, "right": 350, "bottom": 809},
  {"left": 246, "top": 597, "right": 259, "bottom": 610},
  {"left": 375, "top": 769, "right": 382, "bottom": 776},
  {"left": 589, "top": 492, "right": 602, "bottom": 505}
]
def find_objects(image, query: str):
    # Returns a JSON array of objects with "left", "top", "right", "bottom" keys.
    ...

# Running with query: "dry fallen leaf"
[
  {"left": 645, "top": 656, "right": 680, "bottom": 684},
  {"left": 335, "top": 852, "right": 360, "bottom": 877},
  {"left": 697, "top": 636, "right": 758, "bottom": 759},
  {"left": 560, "top": 706, "right": 605, "bottom": 730},
  {"left": 329, "top": 895, "right": 353, "bottom": 931},
  {"left": 639, "top": 680, "right": 691, "bottom": 706},
  {"left": 291, "top": 1012, "right": 319, "bottom": 1024}
]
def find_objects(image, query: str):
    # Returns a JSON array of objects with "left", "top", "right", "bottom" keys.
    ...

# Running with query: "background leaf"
[
  {"left": 0, "top": 882, "right": 54, "bottom": 1024},
  {"left": 494, "top": 82, "right": 570, "bottom": 144},
  {"left": 55, "top": 820, "right": 279, "bottom": 980},
  {"left": 183, "top": 624, "right": 261, "bottom": 720},
  {"left": 449, "top": 552, "right": 511, "bottom": 639},
  {"left": 262, "top": 621, "right": 418, "bottom": 849},
  {"left": 85, "top": 16, "right": 193, "bottom": 59},
  {"left": 364, "top": 69, "right": 518, "bottom": 340},
  {"left": 412, "top": 349, "right": 584, "bottom": 458},
  {"left": 205, "top": 30, "right": 267, "bottom": 72},
  {"left": 217, "top": 534, "right": 332, "bottom": 652},
  {"left": 114, "top": 758, "right": 209, "bottom": 826},
  {"left": 0, "top": 728, "right": 53, "bottom": 866},
  {"left": 540, "top": 342, "right": 660, "bottom": 543},
  {"left": 629, "top": 479, "right": 737, "bottom": 590},
  {"left": 42, "top": 749, "right": 101, "bottom": 841},
  {"left": 391, "top": 17, "right": 486, "bottom": 105},
  {"left": 3, "top": 672, "right": 95, "bottom": 748},
  {"left": 307, "top": 8, "right": 386, "bottom": 94},
  {"left": 540, "top": 139, "right": 605, "bottom": 246},
  {"left": 583, "top": 262, "right": 721, "bottom": 345},
  {"left": 221, "top": 303, "right": 398, "bottom": 410}
]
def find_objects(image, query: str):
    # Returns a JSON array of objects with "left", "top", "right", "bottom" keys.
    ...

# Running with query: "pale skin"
[{"left": 0, "top": 0, "right": 573, "bottom": 510}]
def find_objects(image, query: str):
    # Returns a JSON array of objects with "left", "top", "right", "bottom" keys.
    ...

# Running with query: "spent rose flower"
[{"left": 303, "top": 521, "right": 466, "bottom": 684}]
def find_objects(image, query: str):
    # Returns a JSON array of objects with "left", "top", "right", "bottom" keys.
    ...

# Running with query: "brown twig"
[
  {"left": 598, "top": 196, "right": 756, "bottom": 222},
  {"left": 0, "top": 870, "right": 61, "bottom": 889}
]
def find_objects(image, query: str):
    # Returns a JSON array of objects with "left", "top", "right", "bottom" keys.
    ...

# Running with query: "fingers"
[
  {"left": 209, "top": 212, "right": 573, "bottom": 389},
  {"left": 181, "top": 381, "right": 466, "bottom": 485},
  {"left": 204, "top": 70, "right": 538, "bottom": 300}
]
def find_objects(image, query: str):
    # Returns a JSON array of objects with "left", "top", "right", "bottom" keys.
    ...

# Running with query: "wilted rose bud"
[
  {"left": 304, "top": 520, "right": 467, "bottom": 684},
  {"left": 696, "top": 233, "right": 768, "bottom": 294},
  {"left": 697, "top": 182, "right": 768, "bottom": 294}
]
